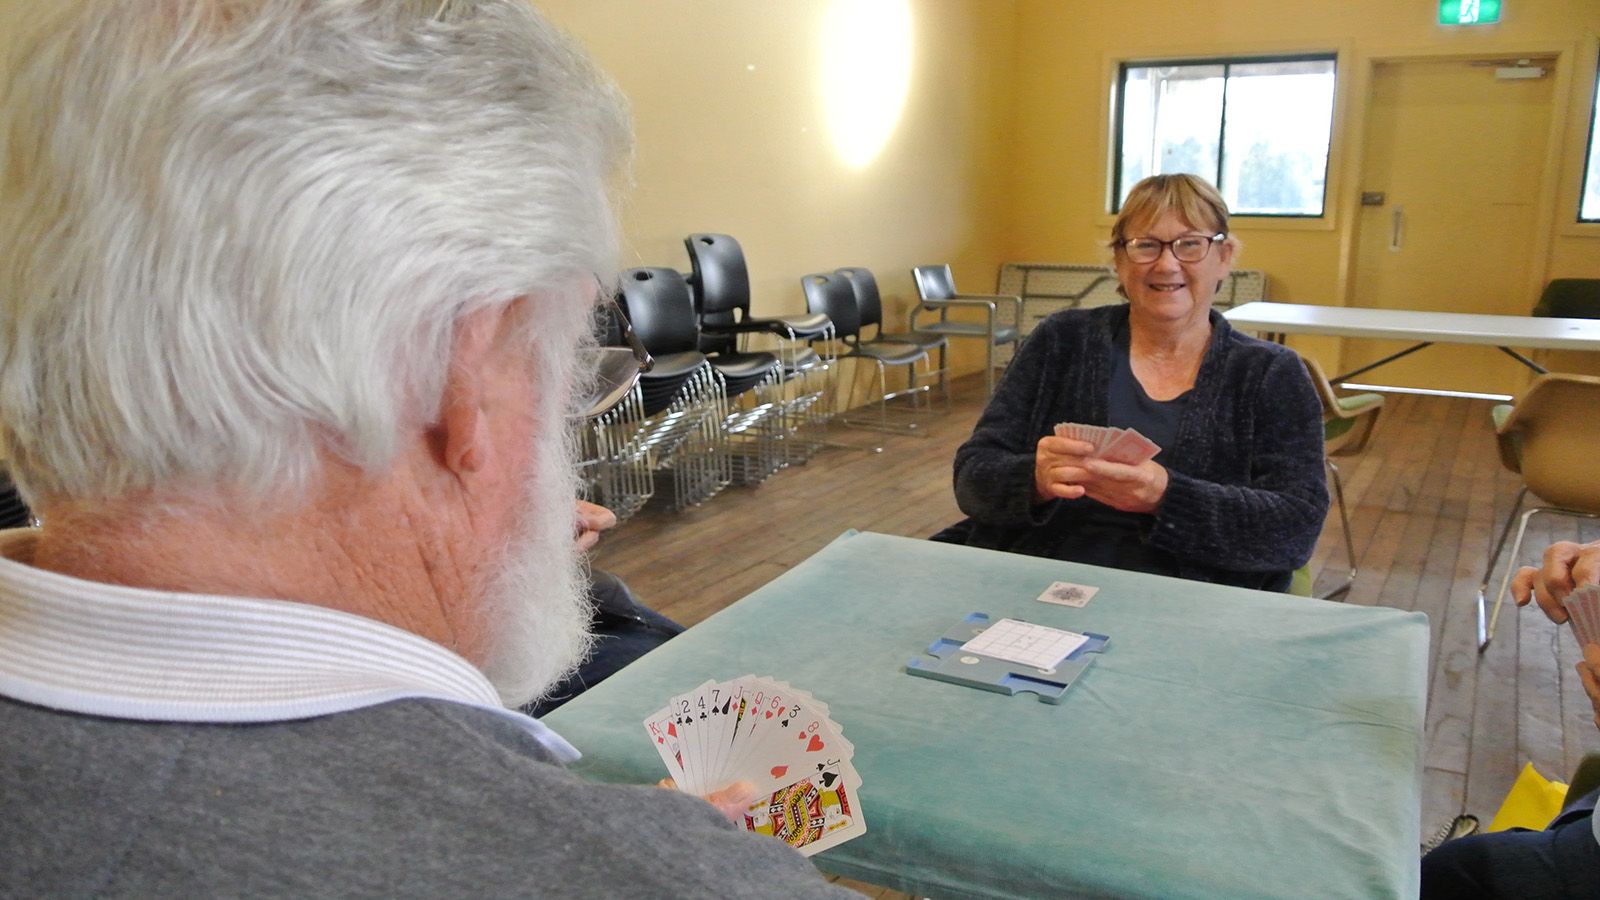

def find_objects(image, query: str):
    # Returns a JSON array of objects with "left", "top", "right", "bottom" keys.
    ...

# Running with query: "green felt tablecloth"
[{"left": 544, "top": 531, "right": 1428, "bottom": 899}]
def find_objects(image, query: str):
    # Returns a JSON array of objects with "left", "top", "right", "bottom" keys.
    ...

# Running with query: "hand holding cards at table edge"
[
  {"left": 1512, "top": 538, "right": 1600, "bottom": 728},
  {"left": 655, "top": 777, "right": 757, "bottom": 823},
  {"left": 644, "top": 676, "right": 866, "bottom": 857},
  {"left": 1034, "top": 435, "right": 1168, "bottom": 513}
]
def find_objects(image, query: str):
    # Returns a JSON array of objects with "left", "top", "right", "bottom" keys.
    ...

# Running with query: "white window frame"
[{"left": 1111, "top": 54, "right": 1338, "bottom": 218}]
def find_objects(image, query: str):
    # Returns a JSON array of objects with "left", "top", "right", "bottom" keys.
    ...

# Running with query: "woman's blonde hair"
[{"left": 1111, "top": 173, "right": 1231, "bottom": 243}]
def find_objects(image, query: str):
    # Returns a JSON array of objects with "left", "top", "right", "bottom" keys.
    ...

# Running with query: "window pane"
[
  {"left": 1220, "top": 59, "right": 1336, "bottom": 215},
  {"left": 1118, "top": 64, "right": 1225, "bottom": 208},
  {"left": 1582, "top": 71, "right": 1600, "bottom": 222}
]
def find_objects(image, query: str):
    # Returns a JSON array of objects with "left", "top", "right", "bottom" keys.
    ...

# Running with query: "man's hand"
[
  {"left": 1511, "top": 539, "right": 1600, "bottom": 625},
  {"left": 574, "top": 499, "right": 617, "bottom": 553},
  {"left": 656, "top": 777, "right": 756, "bottom": 824},
  {"left": 1033, "top": 435, "right": 1168, "bottom": 514}
]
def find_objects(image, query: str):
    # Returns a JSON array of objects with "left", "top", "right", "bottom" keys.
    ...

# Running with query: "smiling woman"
[
  {"left": 819, "top": 0, "right": 912, "bottom": 169},
  {"left": 939, "top": 174, "right": 1330, "bottom": 594}
]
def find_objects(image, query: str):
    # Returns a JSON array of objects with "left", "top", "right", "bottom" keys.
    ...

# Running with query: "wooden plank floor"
[{"left": 589, "top": 376, "right": 1599, "bottom": 891}]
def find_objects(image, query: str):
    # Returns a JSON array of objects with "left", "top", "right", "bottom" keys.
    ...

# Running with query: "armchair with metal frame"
[
  {"left": 800, "top": 271, "right": 931, "bottom": 436},
  {"left": 835, "top": 266, "right": 950, "bottom": 411},
  {"left": 1476, "top": 373, "right": 1600, "bottom": 651},
  {"left": 685, "top": 233, "right": 835, "bottom": 465},
  {"left": 622, "top": 266, "right": 786, "bottom": 491},
  {"left": 910, "top": 264, "right": 1021, "bottom": 399},
  {"left": 1300, "top": 354, "right": 1385, "bottom": 601}
]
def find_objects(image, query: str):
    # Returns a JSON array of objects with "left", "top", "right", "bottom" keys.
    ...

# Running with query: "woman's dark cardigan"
[{"left": 947, "top": 304, "right": 1329, "bottom": 592}]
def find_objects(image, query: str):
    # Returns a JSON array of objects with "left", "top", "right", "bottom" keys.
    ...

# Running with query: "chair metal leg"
[
  {"left": 1318, "top": 459, "right": 1355, "bottom": 601},
  {"left": 837, "top": 356, "right": 926, "bottom": 437},
  {"left": 984, "top": 340, "right": 995, "bottom": 399},
  {"left": 1485, "top": 506, "right": 1541, "bottom": 651},
  {"left": 1476, "top": 486, "right": 1528, "bottom": 651},
  {"left": 810, "top": 356, "right": 883, "bottom": 453}
]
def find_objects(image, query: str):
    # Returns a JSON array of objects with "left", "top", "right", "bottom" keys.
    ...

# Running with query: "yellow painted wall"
[
  {"left": 540, "top": 0, "right": 1020, "bottom": 382},
  {"left": 1009, "top": 0, "right": 1600, "bottom": 390},
  {"left": 0, "top": 0, "right": 48, "bottom": 63},
  {"left": 8, "top": 0, "right": 1599, "bottom": 392}
]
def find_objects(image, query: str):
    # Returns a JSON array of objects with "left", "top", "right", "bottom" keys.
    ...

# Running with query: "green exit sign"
[{"left": 1440, "top": 0, "right": 1502, "bottom": 24}]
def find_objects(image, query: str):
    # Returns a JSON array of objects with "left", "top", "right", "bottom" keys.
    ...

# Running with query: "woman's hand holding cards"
[
  {"left": 1036, "top": 423, "right": 1168, "bottom": 513},
  {"left": 1034, "top": 436, "right": 1096, "bottom": 502}
]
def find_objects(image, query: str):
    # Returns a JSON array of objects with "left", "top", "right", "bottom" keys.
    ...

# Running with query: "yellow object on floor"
[{"left": 1487, "top": 763, "right": 1570, "bottom": 833}]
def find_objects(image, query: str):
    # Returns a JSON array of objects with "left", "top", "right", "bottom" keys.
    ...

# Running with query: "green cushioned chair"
[
  {"left": 1287, "top": 564, "right": 1315, "bottom": 598},
  {"left": 1300, "top": 355, "right": 1385, "bottom": 601}
]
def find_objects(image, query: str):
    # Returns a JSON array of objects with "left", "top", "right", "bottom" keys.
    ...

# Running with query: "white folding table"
[{"left": 1223, "top": 301, "right": 1600, "bottom": 383}]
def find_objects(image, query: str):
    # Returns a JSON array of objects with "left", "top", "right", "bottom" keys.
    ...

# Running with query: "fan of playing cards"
[
  {"left": 1054, "top": 421, "right": 1161, "bottom": 465},
  {"left": 1565, "top": 584, "right": 1600, "bottom": 650},
  {"left": 644, "top": 676, "right": 865, "bottom": 857}
]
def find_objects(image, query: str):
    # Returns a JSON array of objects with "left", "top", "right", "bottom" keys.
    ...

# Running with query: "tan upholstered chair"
[
  {"left": 1478, "top": 373, "right": 1600, "bottom": 651},
  {"left": 1301, "top": 355, "right": 1385, "bottom": 601}
]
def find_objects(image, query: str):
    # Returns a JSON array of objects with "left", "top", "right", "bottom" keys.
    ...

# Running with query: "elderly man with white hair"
[{"left": 0, "top": 1, "right": 845, "bottom": 895}]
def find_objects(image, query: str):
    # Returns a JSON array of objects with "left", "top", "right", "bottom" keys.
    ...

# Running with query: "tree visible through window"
[{"left": 1114, "top": 56, "right": 1337, "bottom": 217}]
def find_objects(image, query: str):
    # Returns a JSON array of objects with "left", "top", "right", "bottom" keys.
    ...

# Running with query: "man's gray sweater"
[{"left": 0, "top": 696, "right": 848, "bottom": 898}]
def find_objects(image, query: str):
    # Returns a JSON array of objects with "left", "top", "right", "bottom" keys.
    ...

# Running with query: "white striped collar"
[{"left": 0, "top": 528, "right": 577, "bottom": 763}]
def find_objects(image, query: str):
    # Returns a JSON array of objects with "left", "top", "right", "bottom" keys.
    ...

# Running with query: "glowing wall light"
[{"left": 819, "top": 0, "right": 913, "bottom": 169}]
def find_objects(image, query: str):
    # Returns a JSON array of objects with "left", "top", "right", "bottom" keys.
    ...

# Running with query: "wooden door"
[{"left": 1346, "top": 58, "right": 1554, "bottom": 395}]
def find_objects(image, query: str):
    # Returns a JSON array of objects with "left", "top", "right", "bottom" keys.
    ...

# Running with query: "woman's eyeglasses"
[
  {"left": 1114, "top": 233, "right": 1225, "bottom": 264},
  {"left": 576, "top": 290, "right": 654, "bottom": 420}
]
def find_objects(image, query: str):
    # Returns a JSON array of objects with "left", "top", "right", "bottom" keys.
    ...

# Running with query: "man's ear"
[{"left": 435, "top": 304, "right": 514, "bottom": 476}]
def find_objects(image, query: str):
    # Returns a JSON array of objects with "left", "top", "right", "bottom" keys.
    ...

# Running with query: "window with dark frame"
[
  {"left": 1579, "top": 57, "right": 1600, "bottom": 223},
  {"left": 1113, "top": 54, "right": 1337, "bottom": 217}
]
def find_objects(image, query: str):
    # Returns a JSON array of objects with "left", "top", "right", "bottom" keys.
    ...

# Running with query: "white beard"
[
  {"left": 476, "top": 419, "right": 595, "bottom": 710},
  {"left": 476, "top": 299, "right": 599, "bottom": 710}
]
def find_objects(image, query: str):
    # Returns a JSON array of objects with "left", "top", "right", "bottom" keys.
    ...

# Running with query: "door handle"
[{"left": 1389, "top": 205, "right": 1404, "bottom": 252}]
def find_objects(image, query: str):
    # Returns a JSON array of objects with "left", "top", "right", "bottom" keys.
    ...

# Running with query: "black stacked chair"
[
  {"left": 612, "top": 272, "right": 709, "bottom": 418},
  {"left": 0, "top": 472, "right": 32, "bottom": 528},
  {"left": 621, "top": 266, "right": 785, "bottom": 490},
  {"left": 684, "top": 233, "right": 833, "bottom": 357},
  {"left": 801, "top": 272, "right": 930, "bottom": 435},
  {"left": 835, "top": 266, "right": 950, "bottom": 409},
  {"left": 685, "top": 233, "right": 834, "bottom": 464},
  {"left": 625, "top": 267, "right": 779, "bottom": 399}
]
